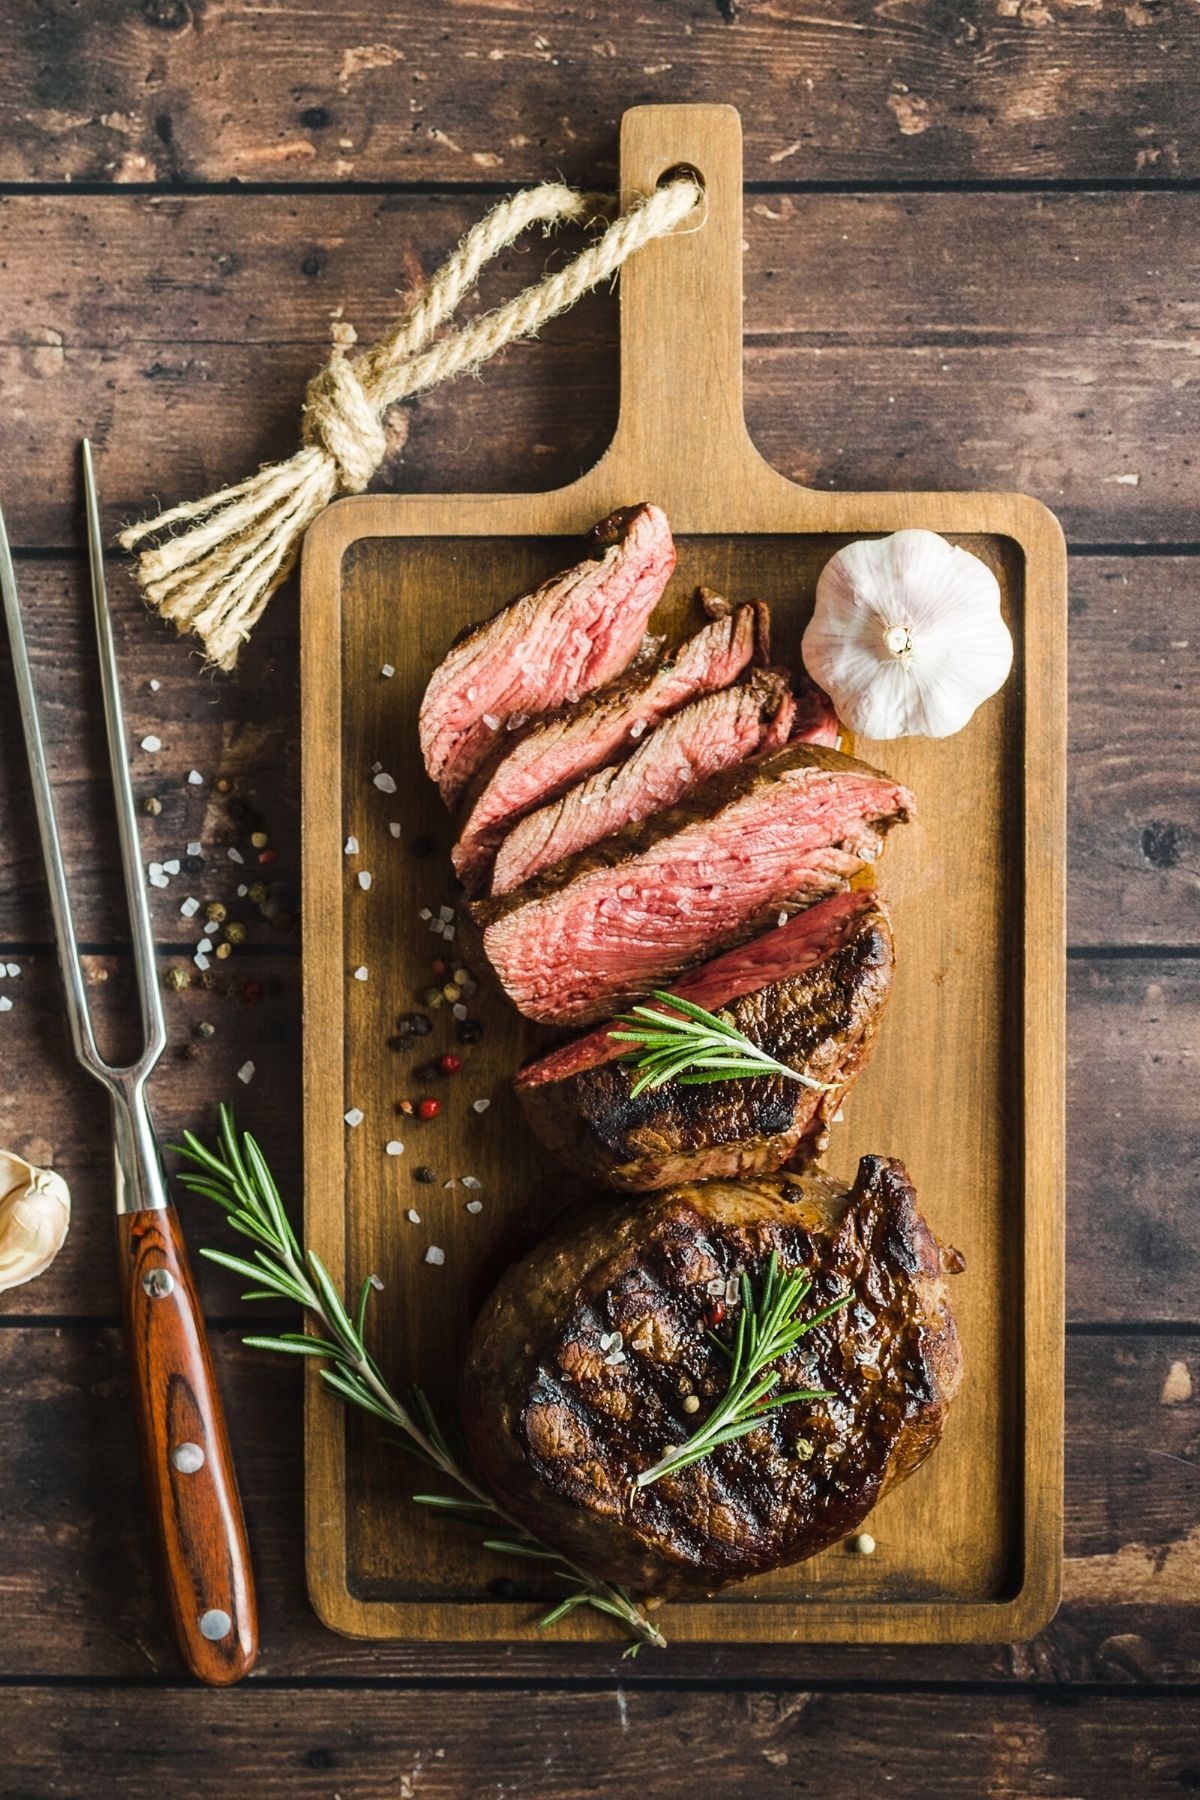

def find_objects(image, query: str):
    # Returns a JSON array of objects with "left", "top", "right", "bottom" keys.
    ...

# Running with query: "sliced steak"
[
  {"left": 461, "top": 1158, "right": 963, "bottom": 1595},
  {"left": 516, "top": 888, "right": 893, "bottom": 1189},
  {"left": 471, "top": 741, "right": 914, "bottom": 1026},
  {"left": 793, "top": 671, "right": 840, "bottom": 748},
  {"left": 452, "top": 602, "right": 766, "bottom": 890},
  {"left": 419, "top": 503, "right": 675, "bottom": 803},
  {"left": 490, "top": 666, "right": 794, "bottom": 896}
]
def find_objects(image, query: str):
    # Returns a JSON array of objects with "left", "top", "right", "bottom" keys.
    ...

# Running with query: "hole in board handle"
[{"left": 654, "top": 163, "right": 708, "bottom": 236}]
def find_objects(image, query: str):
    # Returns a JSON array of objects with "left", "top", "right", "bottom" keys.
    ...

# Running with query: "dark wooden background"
[{"left": 1, "top": 3, "right": 1197, "bottom": 1793}]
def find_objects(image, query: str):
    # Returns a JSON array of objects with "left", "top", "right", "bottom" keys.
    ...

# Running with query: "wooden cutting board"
[{"left": 299, "top": 102, "right": 1066, "bottom": 1646}]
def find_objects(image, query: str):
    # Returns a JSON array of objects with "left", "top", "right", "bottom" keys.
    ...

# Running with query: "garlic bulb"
[
  {"left": 0, "top": 1149, "right": 71, "bottom": 1293},
  {"left": 803, "top": 529, "right": 1014, "bottom": 740}
]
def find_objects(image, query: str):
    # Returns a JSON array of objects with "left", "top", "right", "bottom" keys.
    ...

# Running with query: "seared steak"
[
  {"left": 472, "top": 741, "right": 914, "bottom": 1026},
  {"left": 516, "top": 888, "right": 893, "bottom": 1189},
  {"left": 491, "top": 667, "right": 795, "bottom": 896},
  {"left": 452, "top": 602, "right": 766, "bottom": 891},
  {"left": 461, "top": 1159, "right": 963, "bottom": 1595},
  {"left": 419, "top": 503, "right": 675, "bottom": 803}
]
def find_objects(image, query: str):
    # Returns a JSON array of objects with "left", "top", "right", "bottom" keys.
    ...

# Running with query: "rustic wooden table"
[{"left": 0, "top": 6, "right": 1196, "bottom": 1794}]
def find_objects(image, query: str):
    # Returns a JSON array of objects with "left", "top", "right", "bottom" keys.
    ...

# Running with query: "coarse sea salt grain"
[
  {"left": 406, "top": 1209, "right": 421, "bottom": 1224},
  {"left": 140, "top": 735, "right": 161, "bottom": 753},
  {"left": 353, "top": 966, "right": 369, "bottom": 981},
  {"left": 163, "top": 859, "right": 180, "bottom": 875},
  {"left": 0, "top": 996, "right": 12, "bottom": 1014},
  {"left": 442, "top": 1177, "right": 457, "bottom": 1190},
  {"left": 452, "top": 1003, "right": 467, "bottom": 1021},
  {"left": 358, "top": 871, "right": 372, "bottom": 891},
  {"left": 374, "top": 772, "right": 397, "bottom": 794},
  {"left": 389, "top": 822, "right": 401, "bottom": 838},
  {"left": 237, "top": 884, "right": 248, "bottom": 898},
  {"left": 472, "top": 1098, "right": 491, "bottom": 1114},
  {"left": 180, "top": 896, "right": 200, "bottom": 917},
  {"left": 482, "top": 713, "right": 500, "bottom": 731},
  {"left": 438, "top": 905, "right": 454, "bottom": 922},
  {"left": 385, "top": 1140, "right": 404, "bottom": 1156},
  {"left": 193, "top": 951, "right": 210, "bottom": 971},
  {"left": 424, "top": 1245, "right": 445, "bottom": 1266},
  {"left": 237, "top": 1060, "right": 255, "bottom": 1084},
  {"left": 187, "top": 841, "right": 202, "bottom": 858},
  {"left": 461, "top": 1175, "right": 481, "bottom": 1190},
  {"left": 777, "top": 911, "right": 789, "bottom": 927},
  {"left": 197, "top": 937, "right": 213, "bottom": 954},
  {"left": 371, "top": 761, "right": 382, "bottom": 774},
  {"left": 227, "top": 847, "right": 245, "bottom": 865},
  {"left": 5, "top": 964, "right": 19, "bottom": 978},
  {"left": 187, "top": 770, "right": 204, "bottom": 786},
  {"left": 380, "top": 663, "right": 395, "bottom": 678},
  {"left": 149, "top": 872, "right": 169, "bottom": 889},
  {"left": 148, "top": 679, "right": 161, "bottom": 692},
  {"left": 344, "top": 835, "right": 359, "bottom": 855},
  {"left": 344, "top": 1107, "right": 364, "bottom": 1128},
  {"left": 465, "top": 1200, "right": 483, "bottom": 1214},
  {"left": 419, "top": 908, "right": 433, "bottom": 921}
]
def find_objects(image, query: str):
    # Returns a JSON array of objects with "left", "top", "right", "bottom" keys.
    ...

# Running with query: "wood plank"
[
  {"left": 2, "top": 1, "right": 1198, "bottom": 187},
  {"left": 0, "top": 1687, "right": 1195, "bottom": 1797},
  {"left": 0, "top": 1327, "right": 1193, "bottom": 1683},
  {"left": 0, "top": 191, "right": 1198, "bottom": 548},
  {"left": 2, "top": 548, "right": 1197, "bottom": 952}
]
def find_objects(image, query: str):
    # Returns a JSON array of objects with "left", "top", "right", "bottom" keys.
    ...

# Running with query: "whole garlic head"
[
  {"left": 803, "top": 529, "right": 1014, "bottom": 740},
  {"left": 0, "top": 1149, "right": 71, "bottom": 1293}
]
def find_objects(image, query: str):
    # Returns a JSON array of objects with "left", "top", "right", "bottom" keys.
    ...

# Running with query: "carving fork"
[{"left": 0, "top": 443, "right": 258, "bottom": 1684}]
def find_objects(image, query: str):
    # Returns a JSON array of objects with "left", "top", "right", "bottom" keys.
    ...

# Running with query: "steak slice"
[
  {"left": 471, "top": 741, "right": 914, "bottom": 1026},
  {"left": 460, "top": 1159, "right": 963, "bottom": 1596},
  {"left": 452, "top": 601, "right": 766, "bottom": 891},
  {"left": 515, "top": 888, "right": 893, "bottom": 1189},
  {"left": 419, "top": 503, "right": 675, "bottom": 803},
  {"left": 793, "top": 671, "right": 840, "bottom": 748},
  {"left": 490, "top": 666, "right": 795, "bottom": 897}
]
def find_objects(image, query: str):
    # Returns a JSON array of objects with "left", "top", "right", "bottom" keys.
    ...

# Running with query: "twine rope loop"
[{"left": 119, "top": 175, "right": 703, "bottom": 670}]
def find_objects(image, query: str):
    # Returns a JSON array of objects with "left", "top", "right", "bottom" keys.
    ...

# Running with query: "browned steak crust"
[
  {"left": 460, "top": 1159, "right": 963, "bottom": 1595},
  {"left": 516, "top": 898, "right": 895, "bottom": 1190}
]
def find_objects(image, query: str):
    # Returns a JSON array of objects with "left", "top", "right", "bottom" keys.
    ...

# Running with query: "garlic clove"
[
  {"left": 803, "top": 528, "right": 1014, "bottom": 741},
  {"left": 0, "top": 1150, "right": 71, "bottom": 1293}
]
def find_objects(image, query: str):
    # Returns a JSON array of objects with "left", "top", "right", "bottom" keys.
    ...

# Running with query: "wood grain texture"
[
  {"left": 1, "top": 189, "right": 1198, "bottom": 548},
  {"left": 3, "top": 554, "right": 1195, "bottom": 948},
  {"left": 115, "top": 1206, "right": 257, "bottom": 1683},
  {"left": 300, "top": 104, "right": 1065, "bottom": 1644},
  {"left": 0, "top": 1682, "right": 1196, "bottom": 1797},
  {"left": 3, "top": 0, "right": 1198, "bottom": 186},
  {"left": 0, "top": 1329, "right": 1194, "bottom": 1681}
]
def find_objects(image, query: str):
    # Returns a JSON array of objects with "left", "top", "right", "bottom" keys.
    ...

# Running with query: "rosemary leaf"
[{"left": 610, "top": 991, "right": 835, "bottom": 1098}]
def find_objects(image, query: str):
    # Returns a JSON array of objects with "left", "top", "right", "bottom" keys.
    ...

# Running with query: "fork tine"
[
  {"left": 0, "top": 492, "right": 104, "bottom": 1077},
  {"left": 82, "top": 440, "right": 166, "bottom": 1070}
]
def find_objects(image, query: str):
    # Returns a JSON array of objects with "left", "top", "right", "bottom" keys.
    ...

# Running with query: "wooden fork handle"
[{"left": 116, "top": 1206, "right": 258, "bottom": 1685}]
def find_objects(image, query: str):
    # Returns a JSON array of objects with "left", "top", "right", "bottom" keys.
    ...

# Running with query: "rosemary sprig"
[
  {"left": 635, "top": 1251, "right": 852, "bottom": 1490},
  {"left": 173, "top": 1104, "right": 665, "bottom": 1656},
  {"left": 609, "top": 991, "right": 835, "bottom": 1100}
]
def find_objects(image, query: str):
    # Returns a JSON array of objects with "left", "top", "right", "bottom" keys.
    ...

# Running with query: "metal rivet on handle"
[
  {"left": 171, "top": 1442, "right": 205, "bottom": 1474},
  {"left": 142, "top": 1267, "right": 175, "bottom": 1298},
  {"left": 199, "top": 1609, "right": 232, "bottom": 1641}
]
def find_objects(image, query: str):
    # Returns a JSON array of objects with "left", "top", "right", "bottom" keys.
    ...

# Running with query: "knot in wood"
[{"left": 303, "top": 341, "right": 387, "bottom": 494}]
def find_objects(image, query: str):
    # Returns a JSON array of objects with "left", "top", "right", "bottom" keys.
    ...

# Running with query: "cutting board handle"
[{"left": 590, "top": 103, "right": 800, "bottom": 521}]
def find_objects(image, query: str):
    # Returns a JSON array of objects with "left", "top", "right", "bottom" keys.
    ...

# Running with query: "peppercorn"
[
  {"left": 242, "top": 979, "right": 262, "bottom": 1002},
  {"left": 248, "top": 882, "right": 268, "bottom": 904},
  {"left": 258, "top": 849, "right": 277, "bottom": 865},
  {"left": 413, "top": 1165, "right": 436, "bottom": 1184},
  {"left": 431, "top": 958, "right": 449, "bottom": 979},
  {"left": 164, "top": 966, "right": 190, "bottom": 992},
  {"left": 224, "top": 920, "right": 246, "bottom": 944},
  {"left": 205, "top": 901, "right": 227, "bottom": 923},
  {"left": 417, "top": 1098, "right": 440, "bottom": 1121},
  {"left": 441, "top": 981, "right": 460, "bottom": 1003},
  {"left": 397, "top": 1099, "right": 414, "bottom": 1116},
  {"left": 182, "top": 854, "right": 204, "bottom": 875},
  {"left": 397, "top": 1011, "right": 433, "bottom": 1037},
  {"left": 250, "top": 831, "right": 269, "bottom": 849},
  {"left": 215, "top": 941, "right": 232, "bottom": 960},
  {"left": 456, "top": 1018, "right": 484, "bottom": 1046},
  {"left": 702, "top": 1300, "right": 726, "bottom": 1328},
  {"left": 216, "top": 777, "right": 232, "bottom": 794},
  {"left": 422, "top": 986, "right": 444, "bottom": 1010},
  {"left": 198, "top": 971, "right": 217, "bottom": 991},
  {"left": 182, "top": 1041, "right": 202, "bottom": 1061},
  {"left": 141, "top": 795, "right": 163, "bottom": 817},
  {"left": 196, "top": 1020, "right": 215, "bottom": 1040},
  {"left": 410, "top": 835, "right": 435, "bottom": 857},
  {"left": 437, "top": 1053, "right": 462, "bottom": 1076}
]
